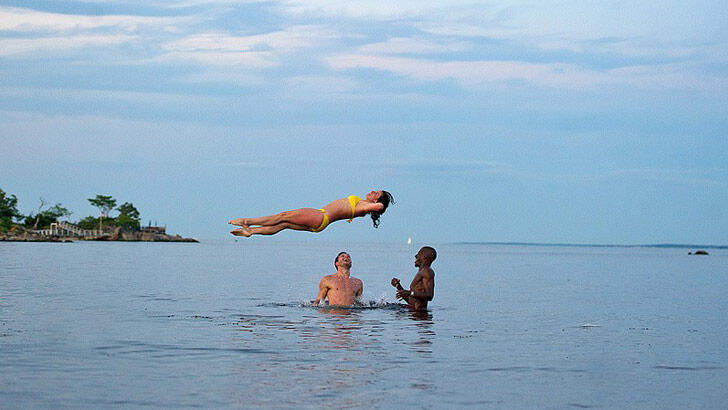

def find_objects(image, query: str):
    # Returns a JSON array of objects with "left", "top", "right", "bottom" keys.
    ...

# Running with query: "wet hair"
[
  {"left": 370, "top": 190, "right": 394, "bottom": 228},
  {"left": 334, "top": 251, "right": 349, "bottom": 267}
]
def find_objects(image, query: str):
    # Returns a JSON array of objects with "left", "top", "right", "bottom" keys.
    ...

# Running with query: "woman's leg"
[
  {"left": 229, "top": 208, "right": 322, "bottom": 227},
  {"left": 229, "top": 214, "right": 280, "bottom": 227},
  {"left": 230, "top": 222, "right": 311, "bottom": 237}
]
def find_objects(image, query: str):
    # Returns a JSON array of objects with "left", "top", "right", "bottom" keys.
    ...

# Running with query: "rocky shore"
[{"left": 0, "top": 226, "right": 198, "bottom": 243}]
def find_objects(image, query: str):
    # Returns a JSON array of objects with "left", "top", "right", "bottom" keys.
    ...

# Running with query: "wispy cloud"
[
  {"left": 0, "top": 86, "right": 216, "bottom": 106},
  {"left": 159, "top": 49, "right": 277, "bottom": 68},
  {"left": 326, "top": 53, "right": 728, "bottom": 92},
  {"left": 284, "top": 75, "right": 358, "bottom": 93},
  {"left": 0, "top": 6, "right": 190, "bottom": 60},
  {"left": 263, "top": 157, "right": 510, "bottom": 174},
  {"left": 160, "top": 25, "right": 338, "bottom": 68},
  {"left": 0, "top": 35, "right": 137, "bottom": 56},
  {"left": 380, "top": 158, "right": 514, "bottom": 178},
  {"left": 327, "top": 54, "right": 597, "bottom": 87},
  {"left": 163, "top": 0, "right": 267, "bottom": 7},
  {"left": 357, "top": 37, "right": 470, "bottom": 55},
  {"left": 0, "top": 6, "right": 185, "bottom": 33},
  {"left": 219, "top": 161, "right": 271, "bottom": 169},
  {"left": 597, "top": 168, "right": 725, "bottom": 186},
  {"left": 519, "top": 167, "right": 727, "bottom": 187},
  {"left": 277, "top": 0, "right": 464, "bottom": 20},
  {"left": 415, "top": 3, "right": 728, "bottom": 62}
]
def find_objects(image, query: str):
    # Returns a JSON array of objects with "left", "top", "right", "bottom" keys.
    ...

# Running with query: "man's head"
[
  {"left": 334, "top": 252, "right": 352, "bottom": 269},
  {"left": 415, "top": 246, "right": 437, "bottom": 267}
]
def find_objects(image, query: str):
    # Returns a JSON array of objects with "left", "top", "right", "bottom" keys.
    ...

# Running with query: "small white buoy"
[{"left": 407, "top": 237, "right": 412, "bottom": 245}]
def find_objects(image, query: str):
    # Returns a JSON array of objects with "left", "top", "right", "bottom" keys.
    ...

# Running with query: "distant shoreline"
[
  {"left": 0, "top": 226, "right": 198, "bottom": 243},
  {"left": 0, "top": 237, "right": 198, "bottom": 243},
  {"left": 455, "top": 242, "right": 728, "bottom": 250}
]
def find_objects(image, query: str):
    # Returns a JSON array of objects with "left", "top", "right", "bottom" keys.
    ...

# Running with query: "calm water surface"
[{"left": 1, "top": 241, "right": 727, "bottom": 408}]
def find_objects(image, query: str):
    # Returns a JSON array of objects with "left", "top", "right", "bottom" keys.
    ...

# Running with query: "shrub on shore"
[{"left": 0, "top": 188, "right": 142, "bottom": 232}]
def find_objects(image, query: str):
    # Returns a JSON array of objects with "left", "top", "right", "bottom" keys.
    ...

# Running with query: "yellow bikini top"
[{"left": 346, "top": 195, "right": 362, "bottom": 222}]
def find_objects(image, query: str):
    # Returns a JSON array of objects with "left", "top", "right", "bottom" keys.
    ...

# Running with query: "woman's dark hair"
[{"left": 370, "top": 190, "right": 394, "bottom": 228}]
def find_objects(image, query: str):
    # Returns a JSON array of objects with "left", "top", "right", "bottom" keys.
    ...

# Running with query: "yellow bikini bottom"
[{"left": 310, "top": 209, "right": 329, "bottom": 232}]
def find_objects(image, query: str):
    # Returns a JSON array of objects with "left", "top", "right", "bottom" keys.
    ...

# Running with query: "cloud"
[
  {"left": 511, "top": 166, "right": 726, "bottom": 187},
  {"left": 0, "top": 6, "right": 184, "bottom": 33},
  {"left": 160, "top": 25, "right": 338, "bottom": 68},
  {"left": 159, "top": 49, "right": 277, "bottom": 68},
  {"left": 166, "top": 26, "right": 334, "bottom": 53},
  {"left": 266, "top": 157, "right": 510, "bottom": 175},
  {"left": 327, "top": 54, "right": 599, "bottom": 87},
  {"left": 597, "top": 168, "right": 725, "bottom": 186},
  {"left": 377, "top": 158, "right": 514, "bottom": 179},
  {"left": 174, "top": 70, "right": 268, "bottom": 85},
  {"left": 219, "top": 161, "right": 271, "bottom": 169},
  {"left": 326, "top": 53, "right": 728, "bottom": 92},
  {"left": 385, "top": 158, "right": 503, "bottom": 167},
  {"left": 0, "top": 86, "right": 217, "bottom": 110},
  {"left": 276, "top": 0, "right": 464, "bottom": 20},
  {"left": 357, "top": 37, "right": 470, "bottom": 55},
  {"left": 163, "top": 0, "right": 269, "bottom": 7},
  {"left": 284, "top": 75, "right": 358, "bottom": 93},
  {"left": 0, "top": 6, "right": 191, "bottom": 59},
  {"left": 414, "top": 3, "right": 728, "bottom": 62},
  {"left": 0, "top": 35, "right": 137, "bottom": 56}
]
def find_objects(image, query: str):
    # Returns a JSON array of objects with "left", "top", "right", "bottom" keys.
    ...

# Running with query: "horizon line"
[
  {"left": 200, "top": 238, "right": 728, "bottom": 249},
  {"left": 455, "top": 241, "right": 728, "bottom": 250}
]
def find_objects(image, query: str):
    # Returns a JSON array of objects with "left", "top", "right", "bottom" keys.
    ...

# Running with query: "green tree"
[
  {"left": 0, "top": 188, "right": 22, "bottom": 232},
  {"left": 76, "top": 216, "right": 100, "bottom": 230},
  {"left": 23, "top": 204, "right": 72, "bottom": 230},
  {"left": 116, "top": 202, "right": 140, "bottom": 230},
  {"left": 88, "top": 195, "right": 117, "bottom": 230},
  {"left": 117, "top": 202, "right": 140, "bottom": 219}
]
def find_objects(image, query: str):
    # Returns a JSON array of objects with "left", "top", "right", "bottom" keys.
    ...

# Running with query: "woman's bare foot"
[
  {"left": 230, "top": 225, "right": 252, "bottom": 237},
  {"left": 229, "top": 218, "right": 248, "bottom": 226}
]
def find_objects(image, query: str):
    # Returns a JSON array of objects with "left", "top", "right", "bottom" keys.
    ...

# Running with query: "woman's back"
[{"left": 322, "top": 197, "right": 358, "bottom": 222}]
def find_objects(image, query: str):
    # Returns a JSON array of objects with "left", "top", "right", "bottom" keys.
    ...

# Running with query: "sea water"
[{"left": 1, "top": 240, "right": 726, "bottom": 408}]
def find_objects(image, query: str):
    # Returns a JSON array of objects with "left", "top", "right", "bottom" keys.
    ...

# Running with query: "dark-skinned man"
[{"left": 391, "top": 246, "right": 436, "bottom": 311}]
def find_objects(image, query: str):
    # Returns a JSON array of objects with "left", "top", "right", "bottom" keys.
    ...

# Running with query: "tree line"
[{"left": 1, "top": 188, "right": 142, "bottom": 232}]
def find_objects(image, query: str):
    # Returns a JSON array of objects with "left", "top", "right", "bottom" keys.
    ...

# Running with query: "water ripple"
[
  {"left": 654, "top": 365, "right": 724, "bottom": 371},
  {"left": 94, "top": 341, "right": 274, "bottom": 356}
]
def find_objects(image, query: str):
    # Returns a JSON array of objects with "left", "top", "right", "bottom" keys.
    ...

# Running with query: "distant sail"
[{"left": 407, "top": 237, "right": 412, "bottom": 245}]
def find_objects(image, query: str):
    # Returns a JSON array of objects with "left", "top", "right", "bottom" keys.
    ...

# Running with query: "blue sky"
[{"left": 1, "top": 0, "right": 726, "bottom": 244}]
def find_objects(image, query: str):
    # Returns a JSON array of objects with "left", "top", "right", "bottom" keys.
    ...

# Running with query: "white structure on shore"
[{"left": 35, "top": 221, "right": 103, "bottom": 238}]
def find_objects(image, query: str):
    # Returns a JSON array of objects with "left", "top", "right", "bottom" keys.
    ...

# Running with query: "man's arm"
[
  {"left": 416, "top": 270, "right": 434, "bottom": 301},
  {"left": 355, "top": 279, "right": 363, "bottom": 300},
  {"left": 314, "top": 277, "right": 329, "bottom": 305},
  {"left": 395, "top": 270, "right": 435, "bottom": 302},
  {"left": 395, "top": 278, "right": 411, "bottom": 303},
  {"left": 393, "top": 277, "right": 412, "bottom": 303}
]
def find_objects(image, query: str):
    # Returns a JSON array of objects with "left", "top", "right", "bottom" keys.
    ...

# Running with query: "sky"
[{"left": 1, "top": 0, "right": 727, "bottom": 244}]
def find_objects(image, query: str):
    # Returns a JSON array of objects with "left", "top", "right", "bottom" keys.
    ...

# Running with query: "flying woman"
[{"left": 229, "top": 190, "right": 394, "bottom": 237}]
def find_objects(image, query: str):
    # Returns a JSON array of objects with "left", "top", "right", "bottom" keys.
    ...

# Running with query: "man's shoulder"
[
  {"left": 419, "top": 267, "right": 435, "bottom": 278},
  {"left": 320, "top": 274, "right": 337, "bottom": 282}
]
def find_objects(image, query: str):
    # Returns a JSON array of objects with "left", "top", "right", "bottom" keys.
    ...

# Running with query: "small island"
[{"left": 1, "top": 189, "right": 197, "bottom": 243}]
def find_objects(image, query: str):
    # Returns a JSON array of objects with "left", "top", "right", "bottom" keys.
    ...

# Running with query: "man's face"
[
  {"left": 414, "top": 249, "right": 426, "bottom": 267},
  {"left": 337, "top": 253, "right": 352, "bottom": 268}
]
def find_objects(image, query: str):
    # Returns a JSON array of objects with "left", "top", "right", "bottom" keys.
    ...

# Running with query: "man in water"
[
  {"left": 314, "top": 252, "right": 363, "bottom": 306},
  {"left": 391, "top": 246, "right": 436, "bottom": 311}
]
